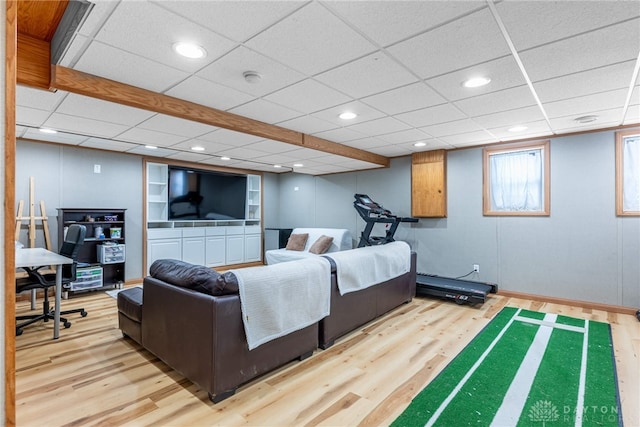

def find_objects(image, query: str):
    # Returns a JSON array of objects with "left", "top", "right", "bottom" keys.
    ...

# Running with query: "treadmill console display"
[{"left": 353, "top": 193, "right": 417, "bottom": 247}]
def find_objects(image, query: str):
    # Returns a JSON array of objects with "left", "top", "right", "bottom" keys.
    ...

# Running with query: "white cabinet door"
[
  {"left": 226, "top": 235, "right": 245, "bottom": 265},
  {"left": 147, "top": 238, "right": 181, "bottom": 272},
  {"left": 245, "top": 233, "right": 262, "bottom": 262},
  {"left": 205, "top": 235, "right": 226, "bottom": 267},
  {"left": 182, "top": 237, "right": 205, "bottom": 266}
]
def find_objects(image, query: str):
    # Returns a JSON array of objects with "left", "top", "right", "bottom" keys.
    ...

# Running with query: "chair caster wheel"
[
  {"left": 81, "top": 311, "right": 88, "bottom": 317},
  {"left": 64, "top": 321, "right": 72, "bottom": 328}
]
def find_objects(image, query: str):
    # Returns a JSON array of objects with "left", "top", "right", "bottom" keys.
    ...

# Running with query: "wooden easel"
[{"left": 15, "top": 177, "right": 52, "bottom": 251}]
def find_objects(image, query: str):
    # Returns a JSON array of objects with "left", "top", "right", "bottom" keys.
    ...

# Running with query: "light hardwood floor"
[{"left": 15, "top": 288, "right": 640, "bottom": 426}]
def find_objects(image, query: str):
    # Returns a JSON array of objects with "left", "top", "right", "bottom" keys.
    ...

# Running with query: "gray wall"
[
  {"left": 16, "top": 140, "right": 144, "bottom": 281},
  {"left": 267, "top": 130, "right": 640, "bottom": 308}
]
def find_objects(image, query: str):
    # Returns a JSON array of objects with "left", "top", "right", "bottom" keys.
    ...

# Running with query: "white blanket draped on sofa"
[
  {"left": 231, "top": 257, "right": 331, "bottom": 350},
  {"left": 325, "top": 241, "right": 411, "bottom": 296}
]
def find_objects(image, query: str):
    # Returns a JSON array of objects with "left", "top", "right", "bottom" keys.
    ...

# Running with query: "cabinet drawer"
[
  {"left": 97, "top": 244, "right": 126, "bottom": 264},
  {"left": 147, "top": 228, "right": 181, "bottom": 239}
]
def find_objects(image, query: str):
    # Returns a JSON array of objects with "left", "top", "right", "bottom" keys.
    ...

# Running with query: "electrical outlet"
[{"left": 473, "top": 264, "right": 480, "bottom": 273}]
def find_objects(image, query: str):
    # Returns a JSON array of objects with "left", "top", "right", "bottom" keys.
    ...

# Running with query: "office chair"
[{"left": 16, "top": 224, "right": 88, "bottom": 336}]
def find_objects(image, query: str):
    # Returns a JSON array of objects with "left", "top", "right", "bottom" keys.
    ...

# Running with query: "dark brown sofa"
[{"left": 118, "top": 251, "right": 416, "bottom": 403}]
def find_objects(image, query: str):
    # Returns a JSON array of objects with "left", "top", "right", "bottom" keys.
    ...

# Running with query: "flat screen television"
[{"left": 168, "top": 166, "right": 247, "bottom": 220}]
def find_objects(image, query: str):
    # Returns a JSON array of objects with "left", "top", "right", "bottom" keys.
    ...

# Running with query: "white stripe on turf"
[
  {"left": 513, "top": 315, "right": 586, "bottom": 333},
  {"left": 490, "top": 313, "right": 557, "bottom": 426},
  {"left": 574, "top": 319, "right": 589, "bottom": 427},
  {"left": 424, "top": 308, "right": 522, "bottom": 427}
]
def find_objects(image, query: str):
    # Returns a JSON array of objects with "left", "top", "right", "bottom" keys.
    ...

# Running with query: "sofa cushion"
[
  {"left": 285, "top": 233, "right": 308, "bottom": 251},
  {"left": 149, "top": 259, "right": 238, "bottom": 296},
  {"left": 308, "top": 235, "right": 334, "bottom": 254}
]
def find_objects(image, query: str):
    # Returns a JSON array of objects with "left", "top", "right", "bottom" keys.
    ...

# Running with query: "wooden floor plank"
[{"left": 15, "top": 287, "right": 640, "bottom": 426}]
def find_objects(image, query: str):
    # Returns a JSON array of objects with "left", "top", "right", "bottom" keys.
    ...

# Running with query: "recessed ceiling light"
[
  {"left": 339, "top": 111, "right": 357, "bottom": 120},
  {"left": 413, "top": 142, "right": 427, "bottom": 147},
  {"left": 273, "top": 164, "right": 282, "bottom": 168},
  {"left": 39, "top": 128, "right": 57, "bottom": 134},
  {"left": 145, "top": 145, "right": 157, "bottom": 150},
  {"left": 191, "top": 146, "right": 205, "bottom": 151},
  {"left": 173, "top": 42, "right": 206, "bottom": 59},
  {"left": 220, "top": 156, "right": 230, "bottom": 161},
  {"left": 462, "top": 76, "right": 491, "bottom": 88},
  {"left": 243, "top": 71, "right": 262, "bottom": 84},
  {"left": 508, "top": 125, "right": 528, "bottom": 132},
  {"left": 574, "top": 115, "right": 598, "bottom": 123},
  {"left": 293, "top": 163, "right": 304, "bottom": 167}
]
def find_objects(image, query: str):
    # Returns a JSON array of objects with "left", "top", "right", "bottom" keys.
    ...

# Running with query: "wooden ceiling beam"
[
  {"left": 51, "top": 65, "right": 390, "bottom": 167},
  {"left": 16, "top": 32, "right": 50, "bottom": 90}
]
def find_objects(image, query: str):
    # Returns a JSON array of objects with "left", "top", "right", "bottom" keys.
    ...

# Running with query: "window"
[
  {"left": 616, "top": 130, "right": 640, "bottom": 216},
  {"left": 483, "top": 140, "right": 550, "bottom": 216}
]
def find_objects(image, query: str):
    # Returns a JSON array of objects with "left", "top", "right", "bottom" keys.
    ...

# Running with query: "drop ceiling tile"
[
  {"left": 165, "top": 152, "right": 212, "bottom": 163},
  {"left": 16, "top": 126, "right": 27, "bottom": 138},
  {"left": 219, "top": 146, "right": 269, "bottom": 160},
  {"left": 281, "top": 147, "right": 332, "bottom": 161},
  {"left": 229, "top": 99, "right": 302, "bottom": 124},
  {"left": 342, "top": 137, "right": 390, "bottom": 150},
  {"left": 16, "top": 106, "right": 51, "bottom": 127},
  {"left": 249, "top": 139, "right": 301, "bottom": 154},
  {"left": 312, "top": 127, "right": 367, "bottom": 143},
  {"left": 264, "top": 79, "right": 351, "bottom": 114},
  {"left": 126, "top": 146, "right": 178, "bottom": 157},
  {"left": 367, "top": 144, "right": 413, "bottom": 157},
  {"left": 534, "top": 61, "right": 638, "bottom": 103},
  {"left": 544, "top": 89, "right": 629, "bottom": 119},
  {"left": 157, "top": 0, "right": 305, "bottom": 43},
  {"left": 198, "top": 128, "right": 264, "bottom": 146},
  {"left": 16, "top": 86, "right": 67, "bottom": 111},
  {"left": 168, "top": 139, "right": 235, "bottom": 154},
  {"left": 164, "top": 76, "right": 254, "bottom": 111},
  {"left": 346, "top": 116, "right": 411, "bottom": 136},
  {"left": 440, "top": 130, "right": 496, "bottom": 147},
  {"left": 495, "top": 1, "right": 640, "bottom": 51},
  {"left": 409, "top": 140, "right": 454, "bottom": 152},
  {"left": 326, "top": 1, "right": 485, "bottom": 47},
  {"left": 471, "top": 106, "right": 547, "bottom": 130},
  {"left": 59, "top": 33, "right": 89, "bottom": 67},
  {"left": 43, "top": 113, "right": 130, "bottom": 138},
  {"left": 487, "top": 120, "right": 552, "bottom": 141},
  {"left": 22, "top": 128, "right": 89, "bottom": 145},
  {"left": 387, "top": 8, "right": 510, "bottom": 79},
  {"left": 361, "top": 82, "right": 446, "bottom": 115},
  {"left": 254, "top": 152, "right": 304, "bottom": 165},
  {"left": 200, "top": 157, "right": 244, "bottom": 168},
  {"left": 55, "top": 94, "right": 156, "bottom": 126},
  {"left": 116, "top": 127, "right": 187, "bottom": 147},
  {"left": 245, "top": 2, "right": 377, "bottom": 75},
  {"left": 80, "top": 137, "right": 139, "bottom": 152},
  {"left": 396, "top": 103, "right": 466, "bottom": 128},
  {"left": 315, "top": 52, "right": 418, "bottom": 99},
  {"left": 276, "top": 115, "right": 338, "bottom": 135},
  {"left": 74, "top": 41, "right": 190, "bottom": 93},
  {"left": 426, "top": 56, "right": 526, "bottom": 101},
  {"left": 454, "top": 86, "right": 536, "bottom": 117},
  {"left": 519, "top": 19, "right": 640, "bottom": 82},
  {"left": 311, "top": 101, "right": 385, "bottom": 126},
  {"left": 550, "top": 108, "right": 623, "bottom": 133},
  {"left": 94, "top": 1, "right": 236, "bottom": 72},
  {"left": 197, "top": 46, "right": 306, "bottom": 97},
  {"left": 78, "top": 0, "right": 120, "bottom": 37},
  {"left": 623, "top": 104, "right": 640, "bottom": 125},
  {"left": 420, "top": 119, "right": 484, "bottom": 138},
  {"left": 137, "top": 114, "right": 217, "bottom": 138}
]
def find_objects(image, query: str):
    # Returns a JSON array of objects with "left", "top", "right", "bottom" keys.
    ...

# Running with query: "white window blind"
[{"left": 623, "top": 135, "right": 640, "bottom": 211}]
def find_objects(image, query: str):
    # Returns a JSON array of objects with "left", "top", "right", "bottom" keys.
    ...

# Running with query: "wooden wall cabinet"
[{"left": 412, "top": 150, "right": 447, "bottom": 217}]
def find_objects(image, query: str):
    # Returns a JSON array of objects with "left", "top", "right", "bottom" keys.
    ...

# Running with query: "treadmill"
[
  {"left": 416, "top": 274, "right": 498, "bottom": 305},
  {"left": 353, "top": 194, "right": 418, "bottom": 247}
]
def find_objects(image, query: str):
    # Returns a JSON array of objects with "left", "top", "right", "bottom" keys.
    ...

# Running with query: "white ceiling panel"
[
  {"left": 164, "top": 76, "right": 254, "bottom": 111},
  {"left": 22, "top": 128, "right": 89, "bottom": 145},
  {"left": 94, "top": 1, "right": 236, "bottom": 72},
  {"left": 55, "top": 94, "right": 155, "bottom": 126},
  {"left": 520, "top": 18, "right": 640, "bottom": 82},
  {"left": 264, "top": 79, "right": 351, "bottom": 114},
  {"left": 315, "top": 52, "right": 418, "bottom": 99},
  {"left": 245, "top": 2, "right": 377, "bottom": 75},
  {"left": 155, "top": 0, "right": 306, "bottom": 43},
  {"left": 325, "top": 0, "right": 485, "bottom": 47},
  {"left": 14, "top": 1, "right": 640, "bottom": 175},
  {"left": 361, "top": 82, "right": 446, "bottom": 115},
  {"left": 197, "top": 46, "right": 305, "bottom": 97},
  {"left": 387, "top": 8, "right": 510, "bottom": 79},
  {"left": 495, "top": 0, "right": 640, "bottom": 51}
]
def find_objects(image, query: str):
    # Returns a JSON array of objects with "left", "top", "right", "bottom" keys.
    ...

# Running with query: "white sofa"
[{"left": 265, "top": 228, "right": 353, "bottom": 265}]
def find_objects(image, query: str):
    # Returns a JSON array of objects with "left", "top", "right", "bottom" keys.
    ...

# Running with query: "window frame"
[
  {"left": 615, "top": 129, "right": 640, "bottom": 216},
  {"left": 483, "top": 140, "right": 550, "bottom": 216}
]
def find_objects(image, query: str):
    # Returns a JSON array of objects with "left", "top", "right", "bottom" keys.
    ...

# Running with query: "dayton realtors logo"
[{"left": 527, "top": 400, "right": 620, "bottom": 425}]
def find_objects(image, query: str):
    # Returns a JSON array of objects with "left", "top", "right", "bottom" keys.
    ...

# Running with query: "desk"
[{"left": 16, "top": 248, "right": 73, "bottom": 339}]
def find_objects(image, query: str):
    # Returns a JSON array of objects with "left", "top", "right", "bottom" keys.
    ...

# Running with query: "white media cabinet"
[{"left": 145, "top": 162, "right": 262, "bottom": 273}]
